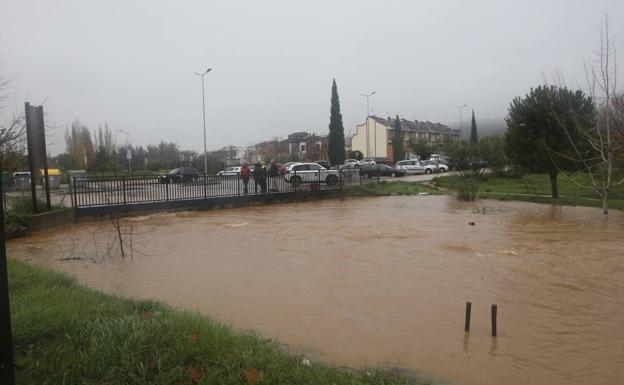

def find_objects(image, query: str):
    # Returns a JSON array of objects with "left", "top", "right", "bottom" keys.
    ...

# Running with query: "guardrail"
[{"left": 70, "top": 169, "right": 368, "bottom": 209}]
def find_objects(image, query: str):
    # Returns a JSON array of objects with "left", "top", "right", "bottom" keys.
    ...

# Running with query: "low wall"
[
  {"left": 73, "top": 189, "right": 344, "bottom": 223},
  {"left": 28, "top": 208, "right": 75, "bottom": 232}
]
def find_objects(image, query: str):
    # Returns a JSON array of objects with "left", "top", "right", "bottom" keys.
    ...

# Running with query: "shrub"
[{"left": 453, "top": 177, "right": 480, "bottom": 201}]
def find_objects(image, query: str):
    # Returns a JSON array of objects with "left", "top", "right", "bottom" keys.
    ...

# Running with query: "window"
[
  {"left": 299, "top": 143, "right": 306, "bottom": 152},
  {"left": 309, "top": 164, "right": 321, "bottom": 170}
]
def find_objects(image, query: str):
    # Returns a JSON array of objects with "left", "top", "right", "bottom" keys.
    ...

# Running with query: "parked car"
[
  {"left": 284, "top": 162, "right": 340, "bottom": 186},
  {"left": 359, "top": 164, "right": 406, "bottom": 178},
  {"left": 395, "top": 160, "right": 436, "bottom": 174},
  {"left": 358, "top": 158, "right": 377, "bottom": 167},
  {"left": 217, "top": 166, "right": 242, "bottom": 177},
  {"left": 420, "top": 160, "right": 448, "bottom": 173},
  {"left": 430, "top": 161, "right": 449, "bottom": 172},
  {"left": 343, "top": 159, "right": 360, "bottom": 168},
  {"left": 315, "top": 160, "right": 331, "bottom": 169},
  {"left": 159, "top": 167, "right": 199, "bottom": 183}
]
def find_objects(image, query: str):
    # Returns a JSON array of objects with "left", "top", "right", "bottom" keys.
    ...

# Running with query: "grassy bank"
[
  {"left": 347, "top": 181, "right": 440, "bottom": 196},
  {"left": 432, "top": 173, "right": 624, "bottom": 210},
  {"left": 8, "top": 259, "right": 424, "bottom": 385}
]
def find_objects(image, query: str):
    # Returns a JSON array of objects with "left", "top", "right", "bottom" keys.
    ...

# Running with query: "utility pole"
[
  {"left": 361, "top": 91, "right": 376, "bottom": 158},
  {"left": 194, "top": 68, "right": 212, "bottom": 175},
  {"left": 456, "top": 104, "right": 468, "bottom": 133}
]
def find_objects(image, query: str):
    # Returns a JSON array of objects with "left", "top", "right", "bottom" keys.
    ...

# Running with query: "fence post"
[
  {"left": 464, "top": 302, "right": 472, "bottom": 332},
  {"left": 165, "top": 181, "right": 169, "bottom": 202},
  {"left": 203, "top": 173, "right": 207, "bottom": 199},
  {"left": 69, "top": 177, "right": 75, "bottom": 209},
  {"left": 122, "top": 176, "right": 127, "bottom": 205},
  {"left": 318, "top": 169, "right": 321, "bottom": 189},
  {"left": 491, "top": 304, "right": 498, "bottom": 337},
  {"left": 237, "top": 175, "right": 241, "bottom": 196}
]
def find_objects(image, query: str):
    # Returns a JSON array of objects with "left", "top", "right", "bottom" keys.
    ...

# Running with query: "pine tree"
[
  {"left": 392, "top": 115, "right": 404, "bottom": 162},
  {"left": 328, "top": 79, "right": 346, "bottom": 165},
  {"left": 470, "top": 110, "right": 478, "bottom": 143}
]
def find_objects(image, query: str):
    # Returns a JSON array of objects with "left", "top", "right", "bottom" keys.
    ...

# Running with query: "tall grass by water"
[{"left": 8, "top": 259, "right": 426, "bottom": 385}]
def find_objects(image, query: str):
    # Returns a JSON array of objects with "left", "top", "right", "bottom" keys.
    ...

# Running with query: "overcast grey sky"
[{"left": 1, "top": 0, "right": 623, "bottom": 155}]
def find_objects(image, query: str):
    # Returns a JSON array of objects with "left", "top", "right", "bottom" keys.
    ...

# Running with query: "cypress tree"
[
  {"left": 470, "top": 110, "right": 478, "bottom": 143},
  {"left": 328, "top": 79, "right": 345, "bottom": 165},
  {"left": 392, "top": 115, "right": 404, "bottom": 162}
]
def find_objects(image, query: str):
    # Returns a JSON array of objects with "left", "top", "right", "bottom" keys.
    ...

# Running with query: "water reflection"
[{"left": 8, "top": 196, "right": 624, "bottom": 385}]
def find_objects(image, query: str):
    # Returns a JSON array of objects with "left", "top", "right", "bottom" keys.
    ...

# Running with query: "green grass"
[
  {"left": 8, "top": 259, "right": 426, "bottom": 385},
  {"left": 347, "top": 181, "right": 440, "bottom": 196},
  {"left": 432, "top": 173, "right": 624, "bottom": 210}
]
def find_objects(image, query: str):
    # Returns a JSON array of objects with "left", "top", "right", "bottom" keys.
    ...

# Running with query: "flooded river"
[{"left": 8, "top": 196, "right": 624, "bottom": 385}]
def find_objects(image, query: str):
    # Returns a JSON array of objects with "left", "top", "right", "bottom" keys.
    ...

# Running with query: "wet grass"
[
  {"left": 347, "top": 181, "right": 440, "bottom": 196},
  {"left": 8, "top": 259, "right": 427, "bottom": 385},
  {"left": 432, "top": 173, "right": 624, "bottom": 210}
]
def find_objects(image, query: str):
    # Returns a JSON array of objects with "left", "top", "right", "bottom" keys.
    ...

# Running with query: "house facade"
[
  {"left": 352, "top": 116, "right": 461, "bottom": 160},
  {"left": 286, "top": 132, "right": 328, "bottom": 162}
]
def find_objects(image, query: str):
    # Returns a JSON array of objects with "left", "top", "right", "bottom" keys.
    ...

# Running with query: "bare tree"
[
  {"left": 559, "top": 14, "right": 624, "bottom": 216},
  {"left": 0, "top": 73, "right": 27, "bottom": 171}
]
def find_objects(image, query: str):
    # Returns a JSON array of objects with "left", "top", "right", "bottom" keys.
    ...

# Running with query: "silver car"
[{"left": 395, "top": 160, "right": 436, "bottom": 174}]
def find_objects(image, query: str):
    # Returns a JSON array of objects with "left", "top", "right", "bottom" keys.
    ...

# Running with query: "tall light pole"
[
  {"left": 361, "top": 91, "right": 376, "bottom": 158},
  {"left": 194, "top": 68, "right": 212, "bottom": 175},
  {"left": 456, "top": 104, "right": 468, "bottom": 133}
]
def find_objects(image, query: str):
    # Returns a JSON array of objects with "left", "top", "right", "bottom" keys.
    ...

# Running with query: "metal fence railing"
[{"left": 70, "top": 169, "right": 366, "bottom": 209}]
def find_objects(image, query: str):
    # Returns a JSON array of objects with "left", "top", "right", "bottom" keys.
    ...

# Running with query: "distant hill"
[{"left": 447, "top": 117, "right": 507, "bottom": 139}]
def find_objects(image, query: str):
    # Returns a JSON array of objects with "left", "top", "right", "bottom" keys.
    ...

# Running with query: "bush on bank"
[{"left": 8, "top": 259, "right": 427, "bottom": 385}]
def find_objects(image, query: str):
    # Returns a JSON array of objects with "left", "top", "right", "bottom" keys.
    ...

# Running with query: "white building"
[{"left": 352, "top": 116, "right": 461, "bottom": 160}]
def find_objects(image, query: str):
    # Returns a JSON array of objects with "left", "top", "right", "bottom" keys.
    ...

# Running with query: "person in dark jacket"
[
  {"left": 253, "top": 162, "right": 267, "bottom": 193},
  {"left": 269, "top": 160, "right": 279, "bottom": 192}
]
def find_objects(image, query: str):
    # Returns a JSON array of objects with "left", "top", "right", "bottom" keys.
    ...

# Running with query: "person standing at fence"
[
  {"left": 241, "top": 162, "right": 251, "bottom": 194},
  {"left": 259, "top": 163, "right": 268, "bottom": 193},
  {"left": 253, "top": 162, "right": 262, "bottom": 193},
  {"left": 269, "top": 160, "right": 279, "bottom": 192}
]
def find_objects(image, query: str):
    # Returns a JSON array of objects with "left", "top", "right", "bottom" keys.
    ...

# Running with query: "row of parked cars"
[
  {"left": 341, "top": 157, "right": 449, "bottom": 177},
  {"left": 160, "top": 155, "right": 450, "bottom": 185}
]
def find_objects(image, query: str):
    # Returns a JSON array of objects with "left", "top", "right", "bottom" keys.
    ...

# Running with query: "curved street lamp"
[
  {"left": 456, "top": 104, "right": 468, "bottom": 132},
  {"left": 194, "top": 68, "right": 212, "bottom": 175}
]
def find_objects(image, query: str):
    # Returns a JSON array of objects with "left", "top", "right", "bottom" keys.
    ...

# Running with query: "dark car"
[
  {"left": 159, "top": 167, "right": 199, "bottom": 184},
  {"left": 315, "top": 160, "right": 331, "bottom": 169},
  {"left": 359, "top": 164, "right": 406, "bottom": 178}
]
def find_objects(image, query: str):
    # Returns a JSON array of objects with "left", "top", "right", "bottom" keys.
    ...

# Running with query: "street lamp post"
[
  {"left": 456, "top": 104, "right": 468, "bottom": 133},
  {"left": 194, "top": 68, "right": 212, "bottom": 176},
  {"left": 361, "top": 91, "right": 376, "bottom": 158}
]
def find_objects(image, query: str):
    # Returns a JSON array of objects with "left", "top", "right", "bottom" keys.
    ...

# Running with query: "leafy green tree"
[
  {"left": 409, "top": 141, "right": 432, "bottom": 160},
  {"left": 505, "top": 85, "right": 594, "bottom": 198},
  {"left": 392, "top": 115, "right": 404, "bottom": 162},
  {"left": 328, "top": 79, "right": 345, "bottom": 165},
  {"left": 470, "top": 110, "right": 478, "bottom": 143},
  {"left": 478, "top": 136, "right": 508, "bottom": 176},
  {"left": 445, "top": 140, "right": 479, "bottom": 173}
]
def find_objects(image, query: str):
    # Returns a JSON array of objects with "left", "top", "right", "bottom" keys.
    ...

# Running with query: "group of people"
[{"left": 240, "top": 161, "right": 280, "bottom": 194}]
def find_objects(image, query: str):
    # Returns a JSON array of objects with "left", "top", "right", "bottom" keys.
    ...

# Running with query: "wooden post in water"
[
  {"left": 491, "top": 304, "right": 498, "bottom": 337},
  {"left": 464, "top": 302, "right": 472, "bottom": 332}
]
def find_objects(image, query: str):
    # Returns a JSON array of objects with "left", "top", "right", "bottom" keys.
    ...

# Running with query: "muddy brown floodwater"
[{"left": 8, "top": 196, "right": 624, "bottom": 385}]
